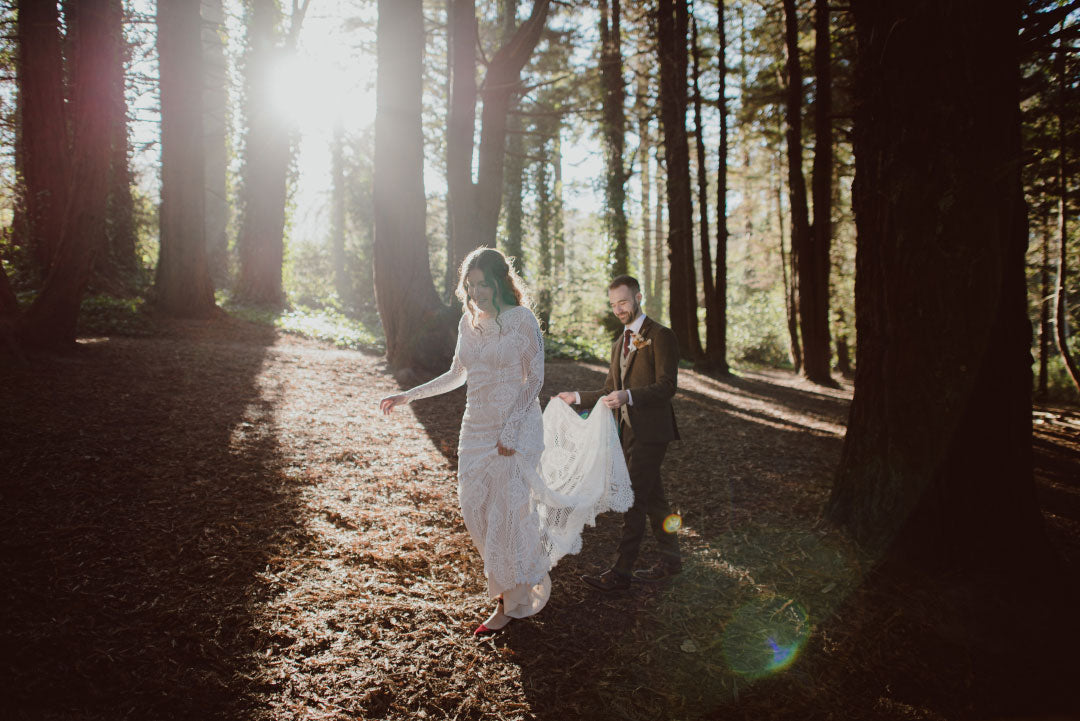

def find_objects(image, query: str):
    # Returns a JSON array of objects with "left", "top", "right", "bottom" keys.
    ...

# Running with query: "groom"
[{"left": 555, "top": 275, "right": 682, "bottom": 591}]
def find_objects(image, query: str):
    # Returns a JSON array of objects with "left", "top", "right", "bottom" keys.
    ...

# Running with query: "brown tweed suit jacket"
[{"left": 577, "top": 316, "right": 680, "bottom": 443}]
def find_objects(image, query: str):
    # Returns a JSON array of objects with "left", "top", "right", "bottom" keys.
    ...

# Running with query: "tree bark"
[
  {"left": 446, "top": 0, "right": 550, "bottom": 279},
  {"left": 638, "top": 82, "right": 653, "bottom": 309},
  {"left": 236, "top": 0, "right": 311, "bottom": 307},
  {"left": 86, "top": 0, "right": 137, "bottom": 294},
  {"left": 15, "top": 0, "right": 69, "bottom": 283},
  {"left": 599, "top": 0, "right": 629, "bottom": 278},
  {"left": 19, "top": 0, "right": 114, "bottom": 348},
  {"left": 713, "top": 0, "right": 730, "bottom": 374},
  {"left": 653, "top": 153, "right": 666, "bottom": 324},
  {"left": 503, "top": 117, "right": 526, "bottom": 274},
  {"left": 536, "top": 141, "right": 553, "bottom": 330},
  {"left": 691, "top": 15, "right": 721, "bottom": 369},
  {"left": 827, "top": 0, "right": 1047, "bottom": 569},
  {"left": 203, "top": 0, "right": 231, "bottom": 287},
  {"left": 1054, "top": 29, "right": 1080, "bottom": 393},
  {"left": 777, "top": 151, "right": 802, "bottom": 371},
  {"left": 657, "top": 0, "right": 703, "bottom": 359},
  {"left": 805, "top": 0, "right": 834, "bottom": 383},
  {"left": 1038, "top": 215, "right": 1051, "bottom": 397},
  {"left": 330, "top": 119, "right": 349, "bottom": 302},
  {"left": 152, "top": 0, "right": 216, "bottom": 318},
  {"left": 783, "top": 0, "right": 831, "bottom": 384},
  {"left": 500, "top": 1, "right": 526, "bottom": 275},
  {"left": 374, "top": 0, "right": 454, "bottom": 371}
]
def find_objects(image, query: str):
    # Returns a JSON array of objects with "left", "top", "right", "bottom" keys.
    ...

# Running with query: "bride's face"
[{"left": 465, "top": 269, "right": 496, "bottom": 315}]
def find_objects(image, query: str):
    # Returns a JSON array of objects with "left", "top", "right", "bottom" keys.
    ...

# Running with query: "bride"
[{"left": 380, "top": 247, "right": 631, "bottom": 635}]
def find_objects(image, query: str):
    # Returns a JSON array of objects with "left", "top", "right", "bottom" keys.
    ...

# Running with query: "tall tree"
[
  {"left": 712, "top": 0, "right": 730, "bottom": 374},
  {"left": 805, "top": 0, "right": 834, "bottom": 383},
  {"left": 827, "top": 0, "right": 1047, "bottom": 569},
  {"left": 89, "top": 0, "right": 137, "bottom": 293},
  {"left": 501, "top": 0, "right": 526, "bottom": 275},
  {"left": 776, "top": 155, "right": 801, "bottom": 371},
  {"left": 19, "top": 0, "right": 114, "bottom": 347},
  {"left": 445, "top": 0, "right": 550, "bottom": 280},
  {"left": 657, "top": 0, "right": 703, "bottom": 359},
  {"left": 599, "top": 0, "right": 629, "bottom": 277},
  {"left": 203, "top": 0, "right": 231, "bottom": 286},
  {"left": 374, "top": 0, "right": 453, "bottom": 371},
  {"left": 782, "top": 0, "right": 830, "bottom": 383},
  {"left": 330, "top": 118, "right": 349, "bottom": 302},
  {"left": 653, "top": 154, "right": 666, "bottom": 324},
  {"left": 15, "top": 0, "right": 69, "bottom": 283},
  {"left": 153, "top": 0, "right": 216, "bottom": 317},
  {"left": 691, "top": 13, "right": 722, "bottom": 369},
  {"left": 1053, "top": 26, "right": 1080, "bottom": 393},
  {"left": 636, "top": 74, "right": 654, "bottom": 308},
  {"left": 235, "top": 0, "right": 311, "bottom": 307}
]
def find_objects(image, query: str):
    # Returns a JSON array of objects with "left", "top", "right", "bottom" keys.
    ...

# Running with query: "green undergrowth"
[
  {"left": 223, "top": 300, "right": 385, "bottom": 354},
  {"left": 77, "top": 295, "right": 159, "bottom": 337}
]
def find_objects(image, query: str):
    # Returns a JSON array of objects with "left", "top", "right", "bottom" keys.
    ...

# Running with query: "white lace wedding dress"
[{"left": 404, "top": 305, "right": 632, "bottom": 618}]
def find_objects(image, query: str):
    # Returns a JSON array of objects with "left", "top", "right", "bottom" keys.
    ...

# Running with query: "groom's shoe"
[
  {"left": 633, "top": 560, "right": 682, "bottom": 582},
  {"left": 581, "top": 569, "right": 631, "bottom": 592}
]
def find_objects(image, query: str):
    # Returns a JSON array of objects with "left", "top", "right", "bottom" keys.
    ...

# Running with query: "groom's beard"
[{"left": 618, "top": 304, "right": 641, "bottom": 326}]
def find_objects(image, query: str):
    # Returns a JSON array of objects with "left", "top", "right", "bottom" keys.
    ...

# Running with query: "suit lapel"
[{"left": 623, "top": 316, "right": 653, "bottom": 380}]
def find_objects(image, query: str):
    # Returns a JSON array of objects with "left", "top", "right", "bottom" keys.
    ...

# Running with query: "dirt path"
[{"left": 2, "top": 320, "right": 1076, "bottom": 720}]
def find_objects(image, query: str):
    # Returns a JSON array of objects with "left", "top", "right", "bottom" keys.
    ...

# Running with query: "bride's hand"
[
  {"left": 380, "top": 394, "right": 408, "bottom": 414},
  {"left": 496, "top": 441, "right": 516, "bottom": 456}
]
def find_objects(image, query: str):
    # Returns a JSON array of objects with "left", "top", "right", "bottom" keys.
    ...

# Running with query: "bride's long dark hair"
[{"left": 455, "top": 247, "right": 531, "bottom": 327}]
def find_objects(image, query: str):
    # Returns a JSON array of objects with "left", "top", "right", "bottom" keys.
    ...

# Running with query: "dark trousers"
[{"left": 612, "top": 423, "right": 680, "bottom": 576}]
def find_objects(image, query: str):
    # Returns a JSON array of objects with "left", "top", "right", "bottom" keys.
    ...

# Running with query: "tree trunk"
[
  {"left": 827, "top": 0, "right": 1047, "bottom": 569},
  {"left": 1038, "top": 216, "right": 1051, "bottom": 397},
  {"left": 536, "top": 144, "right": 553, "bottom": 330},
  {"left": 87, "top": 0, "right": 137, "bottom": 294},
  {"left": 330, "top": 119, "right": 349, "bottom": 302},
  {"left": 19, "top": 0, "right": 114, "bottom": 348},
  {"left": 203, "top": 0, "right": 231, "bottom": 287},
  {"left": 1054, "top": 30, "right": 1080, "bottom": 393},
  {"left": 806, "top": 0, "right": 834, "bottom": 383},
  {"left": 691, "top": 15, "right": 720, "bottom": 369},
  {"left": 446, "top": 0, "right": 550, "bottom": 278},
  {"left": 777, "top": 155, "right": 802, "bottom": 371},
  {"left": 783, "top": 0, "right": 831, "bottom": 384},
  {"left": 599, "top": 0, "right": 628, "bottom": 278},
  {"left": 503, "top": 116, "right": 526, "bottom": 274},
  {"left": 500, "top": 1, "right": 525, "bottom": 275},
  {"left": 657, "top": 0, "right": 703, "bottom": 359},
  {"left": 653, "top": 155, "right": 666, "bottom": 324},
  {"left": 152, "top": 0, "right": 216, "bottom": 318},
  {"left": 638, "top": 87, "right": 653, "bottom": 309},
  {"left": 552, "top": 120, "right": 566, "bottom": 294},
  {"left": 713, "top": 0, "right": 730, "bottom": 374},
  {"left": 236, "top": 0, "right": 311, "bottom": 307},
  {"left": 15, "top": 0, "right": 69, "bottom": 283},
  {"left": 374, "top": 0, "right": 454, "bottom": 371},
  {"left": 0, "top": 265, "right": 17, "bottom": 317}
]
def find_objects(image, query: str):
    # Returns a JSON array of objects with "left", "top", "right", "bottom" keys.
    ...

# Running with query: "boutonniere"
[{"left": 630, "top": 332, "right": 651, "bottom": 351}]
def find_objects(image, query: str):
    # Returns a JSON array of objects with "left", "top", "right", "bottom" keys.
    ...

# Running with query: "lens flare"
[
  {"left": 722, "top": 597, "right": 810, "bottom": 678},
  {"left": 662, "top": 514, "right": 682, "bottom": 533}
]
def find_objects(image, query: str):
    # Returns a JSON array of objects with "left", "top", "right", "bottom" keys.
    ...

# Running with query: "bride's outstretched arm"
[{"left": 380, "top": 315, "right": 468, "bottom": 413}]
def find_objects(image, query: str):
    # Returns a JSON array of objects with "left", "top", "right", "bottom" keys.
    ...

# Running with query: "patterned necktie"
[{"left": 623, "top": 329, "right": 632, "bottom": 358}]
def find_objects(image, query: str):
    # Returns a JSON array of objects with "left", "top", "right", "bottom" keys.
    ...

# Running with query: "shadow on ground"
[{"left": 0, "top": 320, "right": 303, "bottom": 719}]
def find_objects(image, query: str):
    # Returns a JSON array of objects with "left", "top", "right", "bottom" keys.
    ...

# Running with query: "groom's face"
[{"left": 608, "top": 285, "right": 642, "bottom": 326}]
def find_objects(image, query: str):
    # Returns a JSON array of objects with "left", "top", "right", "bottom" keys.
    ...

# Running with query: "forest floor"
[{"left": 2, "top": 316, "right": 1078, "bottom": 721}]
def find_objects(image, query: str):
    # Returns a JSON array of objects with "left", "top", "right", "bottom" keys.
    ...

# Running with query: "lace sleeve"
[
  {"left": 498, "top": 308, "right": 544, "bottom": 449},
  {"left": 403, "top": 315, "right": 468, "bottom": 402}
]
